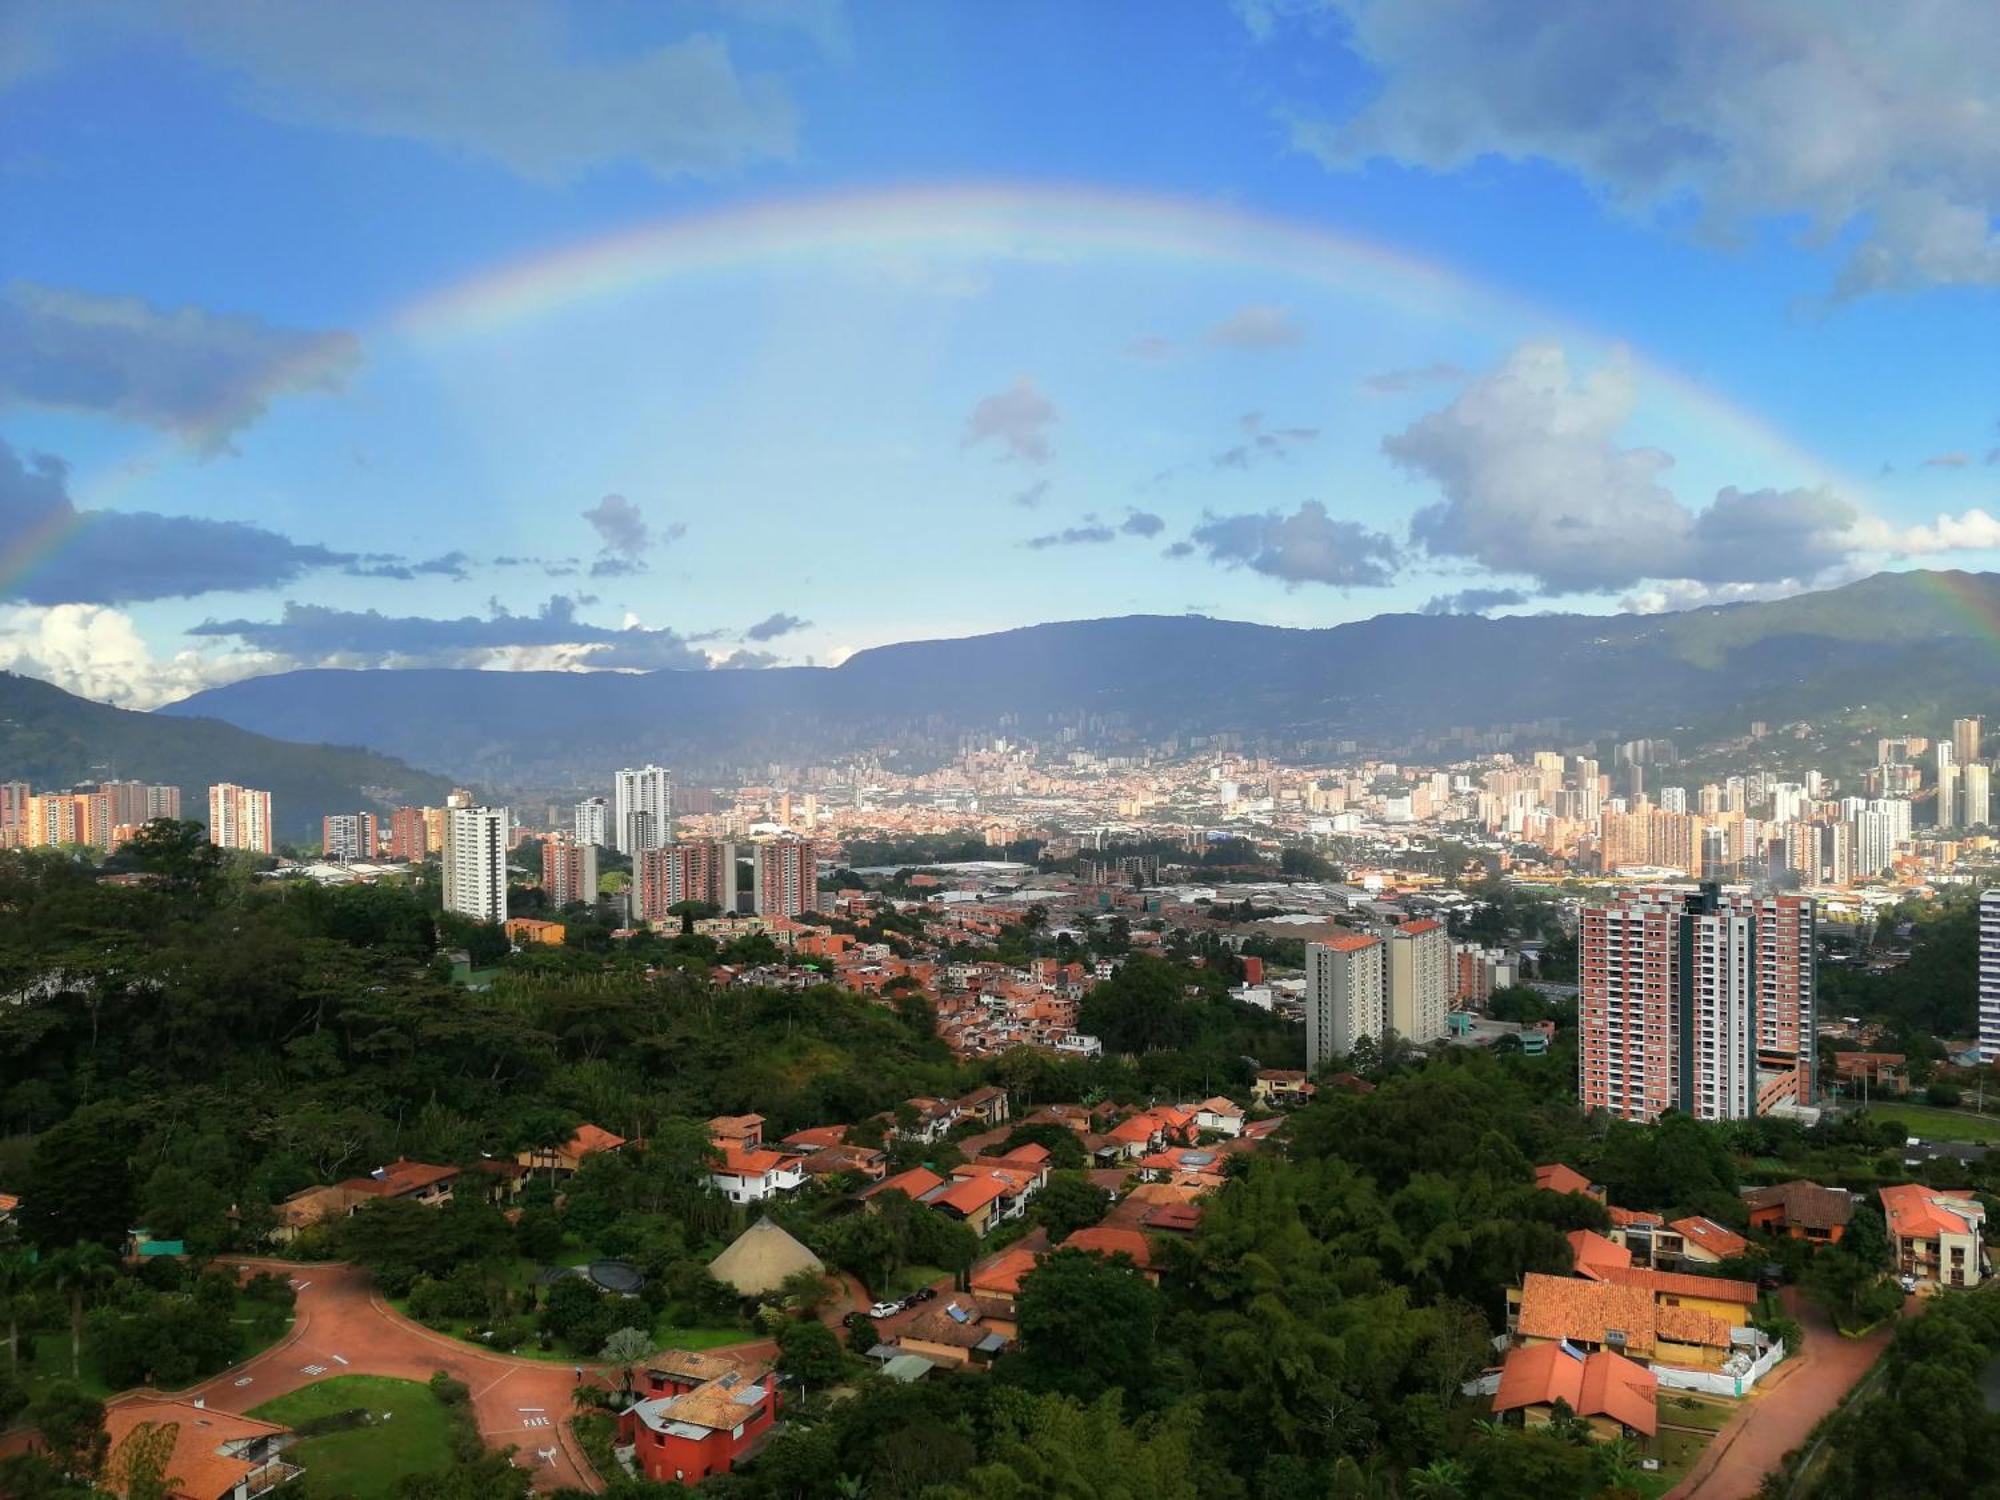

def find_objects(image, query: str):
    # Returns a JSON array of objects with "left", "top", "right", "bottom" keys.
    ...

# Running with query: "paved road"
[
  {"left": 1667, "top": 1290, "right": 1900, "bottom": 1500},
  {"left": 197, "top": 1260, "right": 605, "bottom": 1493}
]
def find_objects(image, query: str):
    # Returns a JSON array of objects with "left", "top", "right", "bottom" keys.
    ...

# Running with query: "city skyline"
[{"left": 1, "top": 4, "right": 1996, "bottom": 711}]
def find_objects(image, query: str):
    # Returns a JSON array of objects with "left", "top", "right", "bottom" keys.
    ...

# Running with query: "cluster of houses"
[{"left": 1488, "top": 1161, "right": 1993, "bottom": 1440}]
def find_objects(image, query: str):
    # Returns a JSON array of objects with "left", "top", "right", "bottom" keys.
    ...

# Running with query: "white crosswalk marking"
[{"left": 300, "top": 1363, "right": 327, "bottom": 1376}]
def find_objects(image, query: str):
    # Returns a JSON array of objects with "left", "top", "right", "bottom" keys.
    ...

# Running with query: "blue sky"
[{"left": 0, "top": 1, "right": 1995, "bottom": 705}]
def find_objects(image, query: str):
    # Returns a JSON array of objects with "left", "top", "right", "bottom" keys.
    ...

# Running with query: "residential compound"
[
  {"left": 0, "top": 778, "right": 181, "bottom": 851},
  {"left": 1305, "top": 918, "right": 1450, "bottom": 1066},
  {"left": 1579, "top": 885, "right": 1815, "bottom": 1123}
]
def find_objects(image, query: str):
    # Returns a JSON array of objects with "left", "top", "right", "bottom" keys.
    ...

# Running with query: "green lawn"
[
  {"left": 1862, "top": 1102, "right": 2000, "bottom": 1144},
  {"left": 1658, "top": 1393, "right": 1733, "bottom": 1432},
  {"left": 251, "top": 1376, "right": 452, "bottom": 1499},
  {"left": 1637, "top": 1426, "right": 1714, "bottom": 1499},
  {"left": 19, "top": 1291, "right": 292, "bottom": 1405}
]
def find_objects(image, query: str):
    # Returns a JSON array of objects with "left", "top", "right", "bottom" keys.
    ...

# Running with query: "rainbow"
[{"left": 25, "top": 180, "right": 1868, "bottom": 599}]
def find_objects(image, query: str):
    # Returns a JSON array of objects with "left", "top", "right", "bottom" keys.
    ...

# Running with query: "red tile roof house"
[
  {"left": 708, "top": 1114, "right": 767, "bottom": 1151},
  {"left": 709, "top": 1145, "right": 807, "bottom": 1206},
  {"left": 895, "top": 1097, "right": 963, "bottom": 1145},
  {"left": 1193, "top": 1097, "right": 1247, "bottom": 1138},
  {"left": 1061, "top": 1225, "right": 1159, "bottom": 1282},
  {"left": 618, "top": 1350, "right": 780, "bottom": 1486},
  {"left": 1741, "top": 1181, "right": 1856, "bottom": 1246},
  {"left": 1492, "top": 1343, "right": 1658, "bottom": 1440},
  {"left": 1882, "top": 1182, "right": 1989, "bottom": 1289},
  {"left": 517, "top": 1123, "right": 628, "bottom": 1179},
  {"left": 98, "top": 1397, "right": 301, "bottom": 1500},
  {"left": 1534, "top": 1163, "right": 1606, "bottom": 1201},
  {"left": 334, "top": 1158, "right": 459, "bottom": 1208},
  {"left": 1657, "top": 1216, "right": 1750, "bottom": 1267}
]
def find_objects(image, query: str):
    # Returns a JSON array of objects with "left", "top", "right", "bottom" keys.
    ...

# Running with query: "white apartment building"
[
  {"left": 443, "top": 804, "right": 511, "bottom": 925},
  {"left": 1965, "top": 762, "right": 1991, "bottom": 828},
  {"left": 612, "top": 765, "right": 674, "bottom": 854},
  {"left": 1980, "top": 889, "right": 2000, "bottom": 1063},
  {"left": 573, "top": 795, "right": 610, "bottom": 848},
  {"left": 1306, "top": 933, "right": 1386, "bottom": 1068}
]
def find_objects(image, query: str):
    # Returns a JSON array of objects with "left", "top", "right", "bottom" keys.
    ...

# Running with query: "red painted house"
[{"left": 618, "top": 1350, "right": 781, "bottom": 1485}]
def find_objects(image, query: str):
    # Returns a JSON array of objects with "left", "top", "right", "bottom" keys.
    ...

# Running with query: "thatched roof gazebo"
[{"left": 708, "top": 1215, "right": 825, "bottom": 1297}]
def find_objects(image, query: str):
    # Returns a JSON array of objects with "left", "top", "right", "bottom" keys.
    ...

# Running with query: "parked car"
[
  {"left": 913, "top": 1286, "right": 937, "bottom": 1302},
  {"left": 868, "top": 1301, "right": 901, "bottom": 1318},
  {"left": 1899, "top": 1273, "right": 1918, "bottom": 1293}
]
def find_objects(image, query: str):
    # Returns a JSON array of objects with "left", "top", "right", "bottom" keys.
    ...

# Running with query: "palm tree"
[
  {"left": 0, "top": 1250, "right": 35, "bottom": 1374},
  {"left": 40, "top": 1243, "right": 120, "bottom": 1380}
]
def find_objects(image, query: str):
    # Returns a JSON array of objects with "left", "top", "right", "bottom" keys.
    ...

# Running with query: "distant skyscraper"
[
  {"left": 752, "top": 836, "right": 815, "bottom": 918},
  {"left": 1579, "top": 885, "right": 1814, "bottom": 1123},
  {"left": 321, "top": 812, "right": 379, "bottom": 862},
  {"left": 1981, "top": 890, "right": 2000, "bottom": 1064},
  {"left": 1937, "top": 743, "right": 1960, "bottom": 830},
  {"left": 1658, "top": 786, "right": 1688, "bottom": 814},
  {"left": 1385, "top": 920, "right": 1449, "bottom": 1044},
  {"left": 574, "top": 795, "right": 611, "bottom": 848},
  {"left": 1305, "top": 932, "right": 1386, "bottom": 1068},
  {"left": 145, "top": 784, "right": 182, "bottom": 821},
  {"left": 612, "top": 766, "right": 674, "bottom": 854},
  {"left": 1966, "top": 762, "right": 1992, "bottom": 828},
  {"left": 443, "top": 805, "right": 510, "bottom": 925},
  {"left": 387, "top": 806, "right": 428, "bottom": 862},
  {"left": 635, "top": 839, "right": 740, "bottom": 921},
  {"left": 541, "top": 831, "right": 598, "bottom": 908},
  {"left": 208, "top": 783, "right": 274, "bottom": 854},
  {"left": 1956, "top": 717, "right": 1984, "bottom": 769}
]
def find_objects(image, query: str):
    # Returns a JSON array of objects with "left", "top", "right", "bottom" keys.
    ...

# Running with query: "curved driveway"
[{"left": 198, "top": 1260, "right": 605, "bottom": 1492}]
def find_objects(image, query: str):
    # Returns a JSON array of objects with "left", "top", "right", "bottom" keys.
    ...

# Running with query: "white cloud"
[
  {"left": 963, "top": 378, "right": 1058, "bottom": 465},
  {"left": 1387, "top": 342, "right": 2000, "bottom": 594},
  {"left": 129, "top": 0, "right": 798, "bottom": 183},
  {"left": 0, "top": 604, "right": 277, "bottom": 708},
  {"left": 1387, "top": 344, "right": 1694, "bottom": 591},
  {"left": 1847, "top": 508, "right": 2000, "bottom": 556},
  {"left": 1266, "top": 1, "right": 2000, "bottom": 295}
]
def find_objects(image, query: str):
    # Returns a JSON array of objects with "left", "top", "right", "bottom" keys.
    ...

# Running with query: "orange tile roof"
[
  {"left": 1535, "top": 1163, "right": 1597, "bottom": 1197},
  {"left": 932, "top": 1174, "right": 1009, "bottom": 1216},
  {"left": 1513, "top": 1272, "right": 1659, "bottom": 1357},
  {"left": 781, "top": 1125, "right": 850, "bottom": 1149},
  {"left": 1493, "top": 1343, "right": 1657, "bottom": 1436},
  {"left": 1881, "top": 1182, "right": 1983, "bottom": 1240},
  {"left": 714, "top": 1146, "right": 801, "bottom": 1177},
  {"left": 1320, "top": 932, "right": 1381, "bottom": 953},
  {"left": 568, "top": 1124, "right": 627, "bottom": 1157},
  {"left": 1607, "top": 1205, "right": 1663, "bottom": 1228},
  {"left": 1566, "top": 1228, "right": 1633, "bottom": 1280},
  {"left": 1108, "top": 1116, "right": 1160, "bottom": 1143},
  {"left": 1655, "top": 1304, "right": 1733, "bottom": 1348},
  {"left": 1671, "top": 1216, "right": 1750, "bottom": 1260},
  {"left": 101, "top": 1398, "right": 290, "bottom": 1500},
  {"left": 1598, "top": 1265, "right": 1757, "bottom": 1306},
  {"left": 1061, "top": 1226, "right": 1153, "bottom": 1268},
  {"left": 1397, "top": 918, "right": 1444, "bottom": 936},
  {"left": 970, "top": 1246, "right": 1041, "bottom": 1296},
  {"left": 863, "top": 1167, "right": 945, "bottom": 1202}
]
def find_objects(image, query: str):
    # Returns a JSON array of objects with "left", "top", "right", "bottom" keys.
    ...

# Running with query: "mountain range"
[
  {"left": 0, "top": 671, "right": 454, "bottom": 839},
  {"left": 152, "top": 571, "right": 2000, "bottom": 792}
]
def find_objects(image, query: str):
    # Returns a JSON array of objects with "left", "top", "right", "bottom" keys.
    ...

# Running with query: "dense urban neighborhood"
[{"left": 7, "top": 711, "right": 2000, "bottom": 1498}]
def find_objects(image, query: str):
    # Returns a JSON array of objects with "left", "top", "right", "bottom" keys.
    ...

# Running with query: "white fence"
[{"left": 1650, "top": 1338, "right": 1786, "bottom": 1398}]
